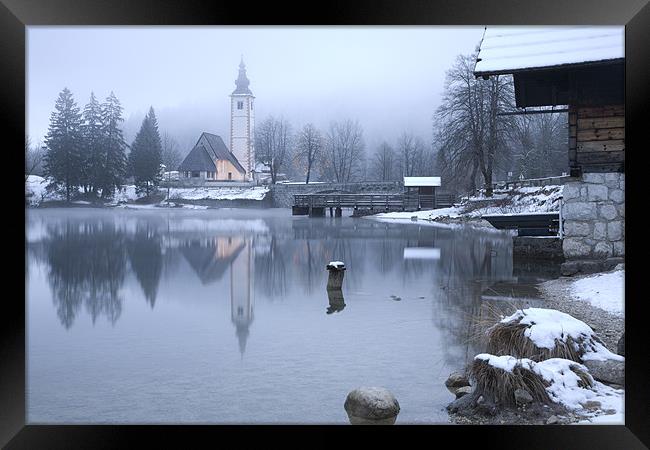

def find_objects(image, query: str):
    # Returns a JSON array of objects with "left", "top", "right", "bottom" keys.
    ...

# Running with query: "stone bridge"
[{"left": 270, "top": 181, "right": 403, "bottom": 208}]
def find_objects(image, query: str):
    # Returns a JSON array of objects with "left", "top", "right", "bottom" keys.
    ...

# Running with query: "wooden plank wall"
[{"left": 569, "top": 104, "right": 624, "bottom": 173}]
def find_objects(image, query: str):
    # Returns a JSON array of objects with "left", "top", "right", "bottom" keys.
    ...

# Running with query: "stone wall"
[
  {"left": 513, "top": 237, "right": 564, "bottom": 261},
  {"left": 561, "top": 172, "right": 624, "bottom": 259}
]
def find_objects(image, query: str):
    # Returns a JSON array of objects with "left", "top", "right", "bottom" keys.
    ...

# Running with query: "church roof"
[
  {"left": 202, "top": 132, "right": 246, "bottom": 174},
  {"left": 180, "top": 239, "right": 245, "bottom": 285},
  {"left": 179, "top": 132, "right": 246, "bottom": 174},
  {"left": 178, "top": 144, "right": 216, "bottom": 172}
]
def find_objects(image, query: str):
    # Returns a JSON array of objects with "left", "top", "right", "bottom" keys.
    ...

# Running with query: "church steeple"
[
  {"left": 230, "top": 57, "right": 255, "bottom": 181},
  {"left": 233, "top": 56, "right": 252, "bottom": 95}
]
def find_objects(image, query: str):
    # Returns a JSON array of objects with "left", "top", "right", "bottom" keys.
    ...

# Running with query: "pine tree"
[
  {"left": 100, "top": 92, "right": 128, "bottom": 198},
  {"left": 128, "top": 107, "right": 163, "bottom": 197},
  {"left": 80, "top": 92, "right": 104, "bottom": 195},
  {"left": 43, "top": 88, "right": 84, "bottom": 202}
]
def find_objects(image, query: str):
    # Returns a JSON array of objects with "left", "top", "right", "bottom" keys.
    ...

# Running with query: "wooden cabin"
[{"left": 474, "top": 27, "right": 624, "bottom": 176}]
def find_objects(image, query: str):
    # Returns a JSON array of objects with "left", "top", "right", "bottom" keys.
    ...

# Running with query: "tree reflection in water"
[
  {"left": 127, "top": 224, "right": 163, "bottom": 308},
  {"left": 32, "top": 211, "right": 519, "bottom": 356},
  {"left": 44, "top": 220, "right": 127, "bottom": 328}
]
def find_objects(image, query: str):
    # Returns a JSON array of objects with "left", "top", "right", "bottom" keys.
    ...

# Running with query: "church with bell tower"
[
  {"left": 230, "top": 57, "right": 256, "bottom": 182},
  {"left": 177, "top": 58, "right": 256, "bottom": 183}
]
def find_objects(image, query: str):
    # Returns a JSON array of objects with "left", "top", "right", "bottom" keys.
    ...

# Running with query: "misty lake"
[{"left": 26, "top": 208, "right": 554, "bottom": 424}]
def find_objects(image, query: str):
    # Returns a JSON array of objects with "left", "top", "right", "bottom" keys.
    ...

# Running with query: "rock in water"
[
  {"left": 514, "top": 388, "right": 533, "bottom": 405},
  {"left": 455, "top": 386, "right": 472, "bottom": 399},
  {"left": 617, "top": 333, "right": 625, "bottom": 357},
  {"left": 344, "top": 387, "right": 400, "bottom": 425},
  {"left": 583, "top": 359, "right": 625, "bottom": 386},
  {"left": 445, "top": 372, "right": 470, "bottom": 394}
]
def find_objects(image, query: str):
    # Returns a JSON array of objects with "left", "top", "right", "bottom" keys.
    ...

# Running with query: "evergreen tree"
[
  {"left": 43, "top": 88, "right": 84, "bottom": 202},
  {"left": 100, "top": 92, "right": 128, "bottom": 198},
  {"left": 128, "top": 107, "right": 163, "bottom": 196},
  {"left": 80, "top": 92, "right": 104, "bottom": 195}
]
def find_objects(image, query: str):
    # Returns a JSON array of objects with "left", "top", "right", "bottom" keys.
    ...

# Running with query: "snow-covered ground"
[
  {"left": 25, "top": 175, "right": 64, "bottom": 206},
  {"left": 375, "top": 206, "right": 461, "bottom": 221},
  {"left": 26, "top": 176, "right": 269, "bottom": 207},
  {"left": 168, "top": 186, "right": 269, "bottom": 201},
  {"left": 570, "top": 269, "right": 624, "bottom": 317},
  {"left": 276, "top": 181, "right": 326, "bottom": 185},
  {"left": 372, "top": 185, "right": 563, "bottom": 223}
]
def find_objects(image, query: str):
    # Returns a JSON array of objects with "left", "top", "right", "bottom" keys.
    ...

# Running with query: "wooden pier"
[{"left": 292, "top": 193, "right": 455, "bottom": 217}]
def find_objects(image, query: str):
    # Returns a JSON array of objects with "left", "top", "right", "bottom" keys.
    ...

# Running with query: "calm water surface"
[{"left": 26, "top": 208, "right": 553, "bottom": 424}]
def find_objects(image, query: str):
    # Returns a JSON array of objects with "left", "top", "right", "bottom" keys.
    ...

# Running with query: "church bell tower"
[{"left": 230, "top": 57, "right": 255, "bottom": 181}]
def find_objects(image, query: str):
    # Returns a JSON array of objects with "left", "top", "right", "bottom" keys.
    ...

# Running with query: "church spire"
[{"left": 233, "top": 56, "right": 252, "bottom": 95}]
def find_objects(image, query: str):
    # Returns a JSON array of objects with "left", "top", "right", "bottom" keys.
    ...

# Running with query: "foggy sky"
[{"left": 27, "top": 26, "right": 487, "bottom": 155}]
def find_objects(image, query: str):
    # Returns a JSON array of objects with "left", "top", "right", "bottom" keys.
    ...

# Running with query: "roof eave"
[{"left": 474, "top": 57, "right": 625, "bottom": 78}]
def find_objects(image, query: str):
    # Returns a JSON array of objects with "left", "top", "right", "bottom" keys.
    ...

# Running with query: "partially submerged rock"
[
  {"left": 455, "top": 386, "right": 472, "bottom": 399},
  {"left": 445, "top": 371, "right": 470, "bottom": 394},
  {"left": 344, "top": 387, "right": 400, "bottom": 425}
]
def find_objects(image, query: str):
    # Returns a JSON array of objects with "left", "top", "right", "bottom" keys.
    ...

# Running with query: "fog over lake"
[{"left": 27, "top": 26, "right": 486, "bottom": 154}]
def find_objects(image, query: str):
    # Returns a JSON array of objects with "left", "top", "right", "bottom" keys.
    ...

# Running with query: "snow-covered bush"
[{"left": 485, "top": 308, "right": 623, "bottom": 363}]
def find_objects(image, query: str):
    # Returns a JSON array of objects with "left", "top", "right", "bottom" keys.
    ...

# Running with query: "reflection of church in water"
[{"left": 180, "top": 235, "right": 254, "bottom": 356}]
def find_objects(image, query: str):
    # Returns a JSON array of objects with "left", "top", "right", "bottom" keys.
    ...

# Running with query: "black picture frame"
[{"left": 4, "top": 0, "right": 648, "bottom": 447}]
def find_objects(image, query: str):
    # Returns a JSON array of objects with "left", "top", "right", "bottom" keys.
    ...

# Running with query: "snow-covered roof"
[
  {"left": 474, "top": 27, "right": 624, "bottom": 76},
  {"left": 403, "top": 177, "right": 441, "bottom": 187}
]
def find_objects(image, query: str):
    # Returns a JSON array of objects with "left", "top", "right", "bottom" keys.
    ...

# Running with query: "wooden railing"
[{"left": 293, "top": 193, "right": 455, "bottom": 211}]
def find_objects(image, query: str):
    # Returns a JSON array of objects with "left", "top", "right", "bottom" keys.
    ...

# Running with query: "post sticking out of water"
[{"left": 326, "top": 261, "right": 346, "bottom": 290}]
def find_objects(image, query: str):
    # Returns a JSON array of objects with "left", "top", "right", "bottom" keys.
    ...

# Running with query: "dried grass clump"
[
  {"left": 467, "top": 302, "right": 517, "bottom": 346},
  {"left": 470, "top": 358, "right": 550, "bottom": 406},
  {"left": 470, "top": 357, "right": 595, "bottom": 408},
  {"left": 567, "top": 363, "right": 593, "bottom": 389},
  {"left": 485, "top": 320, "right": 585, "bottom": 363}
]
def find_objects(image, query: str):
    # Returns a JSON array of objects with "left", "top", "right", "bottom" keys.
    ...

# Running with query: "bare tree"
[
  {"left": 371, "top": 141, "right": 397, "bottom": 181},
  {"left": 255, "top": 116, "right": 292, "bottom": 184},
  {"left": 321, "top": 119, "right": 365, "bottom": 183},
  {"left": 434, "top": 53, "right": 515, "bottom": 196},
  {"left": 294, "top": 123, "right": 323, "bottom": 184},
  {"left": 396, "top": 132, "right": 432, "bottom": 177},
  {"left": 25, "top": 137, "right": 45, "bottom": 181},
  {"left": 505, "top": 110, "right": 568, "bottom": 179},
  {"left": 161, "top": 132, "right": 183, "bottom": 172}
]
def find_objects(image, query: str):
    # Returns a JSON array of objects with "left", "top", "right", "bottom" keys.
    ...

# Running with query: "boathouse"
[
  {"left": 474, "top": 27, "right": 625, "bottom": 267},
  {"left": 403, "top": 176, "right": 441, "bottom": 210}
]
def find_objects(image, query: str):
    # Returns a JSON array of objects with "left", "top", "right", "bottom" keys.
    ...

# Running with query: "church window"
[
  {"left": 228, "top": 172, "right": 232, "bottom": 180},
  {"left": 250, "top": 102, "right": 253, "bottom": 110},
  {"left": 238, "top": 306, "right": 244, "bottom": 316},
  {"left": 237, "top": 101, "right": 243, "bottom": 110}
]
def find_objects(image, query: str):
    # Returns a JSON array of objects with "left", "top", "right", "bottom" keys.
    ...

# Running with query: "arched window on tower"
[{"left": 237, "top": 101, "right": 243, "bottom": 110}]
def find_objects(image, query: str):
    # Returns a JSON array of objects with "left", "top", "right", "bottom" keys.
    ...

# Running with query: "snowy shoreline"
[
  {"left": 25, "top": 175, "right": 270, "bottom": 208},
  {"left": 367, "top": 185, "right": 563, "bottom": 230},
  {"left": 449, "top": 265, "right": 625, "bottom": 426}
]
